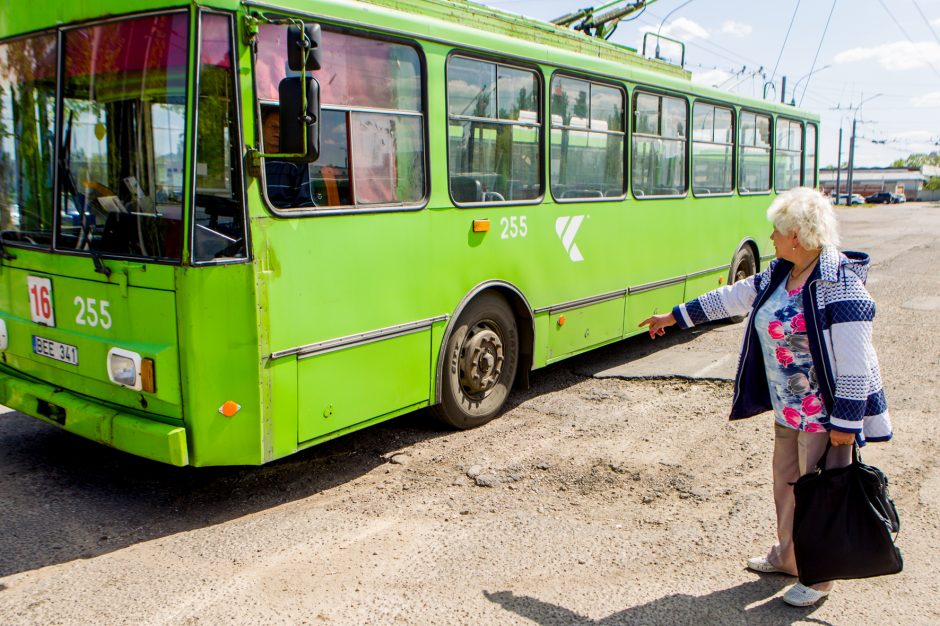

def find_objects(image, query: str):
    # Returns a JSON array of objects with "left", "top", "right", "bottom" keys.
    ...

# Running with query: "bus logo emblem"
[{"left": 555, "top": 216, "right": 585, "bottom": 262}]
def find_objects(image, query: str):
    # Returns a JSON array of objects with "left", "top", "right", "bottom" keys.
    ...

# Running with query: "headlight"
[
  {"left": 107, "top": 348, "right": 141, "bottom": 390},
  {"left": 0, "top": 318, "right": 7, "bottom": 351}
]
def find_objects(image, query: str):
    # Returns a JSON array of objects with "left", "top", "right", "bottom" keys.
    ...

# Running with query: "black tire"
[
  {"left": 433, "top": 292, "right": 519, "bottom": 429},
  {"left": 727, "top": 246, "right": 756, "bottom": 324}
]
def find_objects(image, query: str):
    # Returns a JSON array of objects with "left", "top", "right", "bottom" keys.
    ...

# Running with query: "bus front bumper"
[{"left": 0, "top": 368, "right": 189, "bottom": 466}]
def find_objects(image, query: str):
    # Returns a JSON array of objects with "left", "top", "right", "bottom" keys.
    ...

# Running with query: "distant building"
[{"left": 819, "top": 165, "right": 938, "bottom": 200}]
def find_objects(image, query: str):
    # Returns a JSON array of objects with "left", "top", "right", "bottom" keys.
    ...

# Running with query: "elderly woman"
[{"left": 641, "top": 186, "right": 892, "bottom": 607}]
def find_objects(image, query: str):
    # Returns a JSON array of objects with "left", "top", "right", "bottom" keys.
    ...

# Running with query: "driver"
[{"left": 261, "top": 107, "right": 316, "bottom": 208}]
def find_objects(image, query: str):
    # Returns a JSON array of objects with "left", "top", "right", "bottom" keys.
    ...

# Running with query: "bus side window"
[
  {"left": 446, "top": 56, "right": 542, "bottom": 205},
  {"left": 738, "top": 111, "right": 771, "bottom": 194},
  {"left": 632, "top": 91, "right": 687, "bottom": 198},
  {"left": 691, "top": 102, "right": 734, "bottom": 196},
  {"left": 254, "top": 24, "right": 425, "bottom": 211},
  {"left": 775, "top": 118, "right": 803, "bottom": 192},
  {"left": 550, "top": 76, "right": 625, "bottom": 201}
]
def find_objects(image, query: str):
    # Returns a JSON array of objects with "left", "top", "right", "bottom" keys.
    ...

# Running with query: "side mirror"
[
  {"left": 278, "top": 76, "right": 320, "bottom": 162},
  {"left": 287, "top": 23, "right": 321, "bottom": 72}
]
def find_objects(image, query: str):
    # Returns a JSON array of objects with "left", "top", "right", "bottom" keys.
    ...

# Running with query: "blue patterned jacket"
[{"left": 672, "top": 246, "right": 892, "bottom": 442}]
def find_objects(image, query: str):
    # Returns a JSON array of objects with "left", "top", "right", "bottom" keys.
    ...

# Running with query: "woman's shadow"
[{"left": 485, "top": 577, "right": 832, "bottom": 625}]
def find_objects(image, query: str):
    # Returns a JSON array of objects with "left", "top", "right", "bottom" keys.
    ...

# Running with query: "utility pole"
[
  {"left": 843, "top": 93, "right": 883, "bottom": 204},
  {"left": 780, "top": 75, "right": 787, "bottom": 104},
  {"left": 846, "top": 119, "right": 857, "bottom": 202},
  {"left": 835, "top": 126, "right": 843, "bottom": 203}
]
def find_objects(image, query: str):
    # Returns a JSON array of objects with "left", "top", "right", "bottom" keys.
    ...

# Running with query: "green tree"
[{"left": 890, "top": 153, "right": 940, "bottom": 168}]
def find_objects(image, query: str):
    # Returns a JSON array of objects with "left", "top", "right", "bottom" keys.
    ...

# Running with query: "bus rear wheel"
[
  {"left": 434, "top": 293, "right": 519, "bottom": 429},
  {"left": 728, "top": 246, "right": 756, "bottom": 323}
]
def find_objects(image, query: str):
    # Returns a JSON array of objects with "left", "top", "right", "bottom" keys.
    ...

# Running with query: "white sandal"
[
  {"left": 782, "top": 583, "right": 830, "bottom": 607},
  {"left": 746, "top": 556, "right": 789, "bottom": 574}
]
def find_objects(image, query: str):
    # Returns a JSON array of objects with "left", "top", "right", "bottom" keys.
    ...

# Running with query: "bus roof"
[
  {"left": 0, "top": 0, "right": 817, "bottom": 121},
  {"left": 359, "top": 0, "right": 693, "bottom": 80}
]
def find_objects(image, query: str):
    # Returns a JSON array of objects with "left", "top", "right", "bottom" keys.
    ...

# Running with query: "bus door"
[{"left": 251, "top": 19, "right": 432, "bottom": 446}]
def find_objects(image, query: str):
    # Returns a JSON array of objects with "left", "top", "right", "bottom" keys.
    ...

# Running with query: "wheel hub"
[{"left": 459, "top": 324, "right": 504, "bottom": 396}]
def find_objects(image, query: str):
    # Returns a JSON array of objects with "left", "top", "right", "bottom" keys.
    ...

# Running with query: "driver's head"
[{"left": 261, "top": 107, "right": 280, "bottom": 152}]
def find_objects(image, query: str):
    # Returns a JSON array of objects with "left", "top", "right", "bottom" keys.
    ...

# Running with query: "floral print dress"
[{"left": 753, "top": 280, "right": 828, "bottom": 432}]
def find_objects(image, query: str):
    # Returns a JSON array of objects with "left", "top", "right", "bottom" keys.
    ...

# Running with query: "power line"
[
  {"left": 799, "top": 0, "right": 837, "bottom": 106},
  {"left": 876, "top": 0, "right": 940, "bottom": 81},
  {"left": 770, "top": 0, "right": 802, "bottom": 82},
  {"left": 910, "top": 0, "right": 940, "bottom": 45}
]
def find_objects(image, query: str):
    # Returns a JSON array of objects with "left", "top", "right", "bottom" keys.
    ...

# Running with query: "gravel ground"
[{"left": 0, "top": 203, "right": 938, "bottom": 625}]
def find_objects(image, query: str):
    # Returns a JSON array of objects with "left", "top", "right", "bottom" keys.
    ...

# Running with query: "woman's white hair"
[{"left": 767, "top": 187, "right": 840, "bottom": 250}]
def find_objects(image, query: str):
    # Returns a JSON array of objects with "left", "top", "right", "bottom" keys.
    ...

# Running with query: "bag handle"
[{"left": 814, "top": 440, "right": 861, "bottom": 472}]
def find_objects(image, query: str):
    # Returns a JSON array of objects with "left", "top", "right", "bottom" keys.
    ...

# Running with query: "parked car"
[
  {"left": 836, "top": 193, "right": 865, "bottom": 205},
  {"left": 866, "top": 192, "right": 895, "bottom": 204},
  {"left": 891, "top": 193, "right": 906, "bottom": 203}
]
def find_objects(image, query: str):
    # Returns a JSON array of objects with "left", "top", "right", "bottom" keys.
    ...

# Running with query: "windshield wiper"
[{"left": 60, "top": 111, "right": 110, "bottom": 278}]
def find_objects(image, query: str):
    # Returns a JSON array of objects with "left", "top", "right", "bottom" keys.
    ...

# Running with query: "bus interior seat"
[
  {"left": 561, "top": 189, "right": 603, "bottom": 199},
  {"left": 451, "top": 176, "right": 482, "bottom": 203}
]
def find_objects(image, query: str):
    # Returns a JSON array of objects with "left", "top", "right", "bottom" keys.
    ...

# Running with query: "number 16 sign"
[{"left": 27, "top": 276, "right": 55, "bottom": 327}]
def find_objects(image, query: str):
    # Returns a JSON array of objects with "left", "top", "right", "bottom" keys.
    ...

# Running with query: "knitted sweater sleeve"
[
  {"left": 826, "top": 272, "right": 883, "bottom": 433},
  {"left": 672, "top": 267, "right": 767, "bottom": 329}
]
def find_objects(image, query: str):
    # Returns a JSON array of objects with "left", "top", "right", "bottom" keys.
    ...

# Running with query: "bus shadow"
[
  {"left": 0, "top": 407, "right": 447, "bottom": 578},
  {"left": 0, "top": 321, "right": 736, "bottom": 578}
]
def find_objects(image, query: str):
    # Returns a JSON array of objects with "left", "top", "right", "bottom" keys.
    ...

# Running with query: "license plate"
[{"left": 32, "top": 336, "right": 79, "bottom": 366}]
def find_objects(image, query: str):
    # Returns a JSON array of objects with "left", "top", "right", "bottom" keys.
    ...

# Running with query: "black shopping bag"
[{"left": 792, "top": 443, "right": 902, "bottom": 586}]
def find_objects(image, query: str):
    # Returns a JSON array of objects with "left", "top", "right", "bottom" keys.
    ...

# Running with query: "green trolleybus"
[{"left": 0, "top": 0, "right": 819, "bottom": 465}]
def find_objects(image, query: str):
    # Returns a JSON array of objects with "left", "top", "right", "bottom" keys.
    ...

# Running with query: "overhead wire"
[
  {"left": 875, "top": 0, "right": 940, "bottom": 81},
  {"left": 799, "top": 0, "right": 838, "bottom": 106},
  {"left": 910, "top": 0, "right": 940, "bottom": 45},
  {"left": 770, "top": 0, "right": 802, "bottom": 82}
]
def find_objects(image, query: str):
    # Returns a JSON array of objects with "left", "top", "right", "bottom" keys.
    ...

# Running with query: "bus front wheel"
[
  {"left": 728, "top": 246, "right": 756, "bottom": 323},
  {"left": 434, "top": 293, "right": 519, "bottom": 429}
]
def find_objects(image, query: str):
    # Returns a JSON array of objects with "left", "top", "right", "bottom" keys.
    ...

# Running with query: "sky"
[{"left": 476, "top": 0, "right": 940, "bottom": 169}]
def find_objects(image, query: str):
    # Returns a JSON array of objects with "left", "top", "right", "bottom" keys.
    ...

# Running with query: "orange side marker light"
[
  {"left": 472, "top": 219, "right": 490, "bottom": 233},
  {"left": 141, "top": 358, "right": 156, "bottom": 393},
  {"left": 557, "top": 315, "right": 567, "bottom": 327},
  {"left": 219, "top": 401, "right": 241, "bottom": 417}
]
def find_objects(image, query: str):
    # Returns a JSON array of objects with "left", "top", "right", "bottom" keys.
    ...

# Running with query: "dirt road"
[{"left": 1, "top": 204, "right": 938, "bottom": 625}]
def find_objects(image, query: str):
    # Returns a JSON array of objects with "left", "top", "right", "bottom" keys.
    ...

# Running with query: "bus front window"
[{"left": 57, "top": 13, "right": 188, "bottom": 261}]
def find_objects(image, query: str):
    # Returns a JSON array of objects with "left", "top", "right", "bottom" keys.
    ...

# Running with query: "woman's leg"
[{"left": 767, "top": 424, "right": 800, "bottom": 575}]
